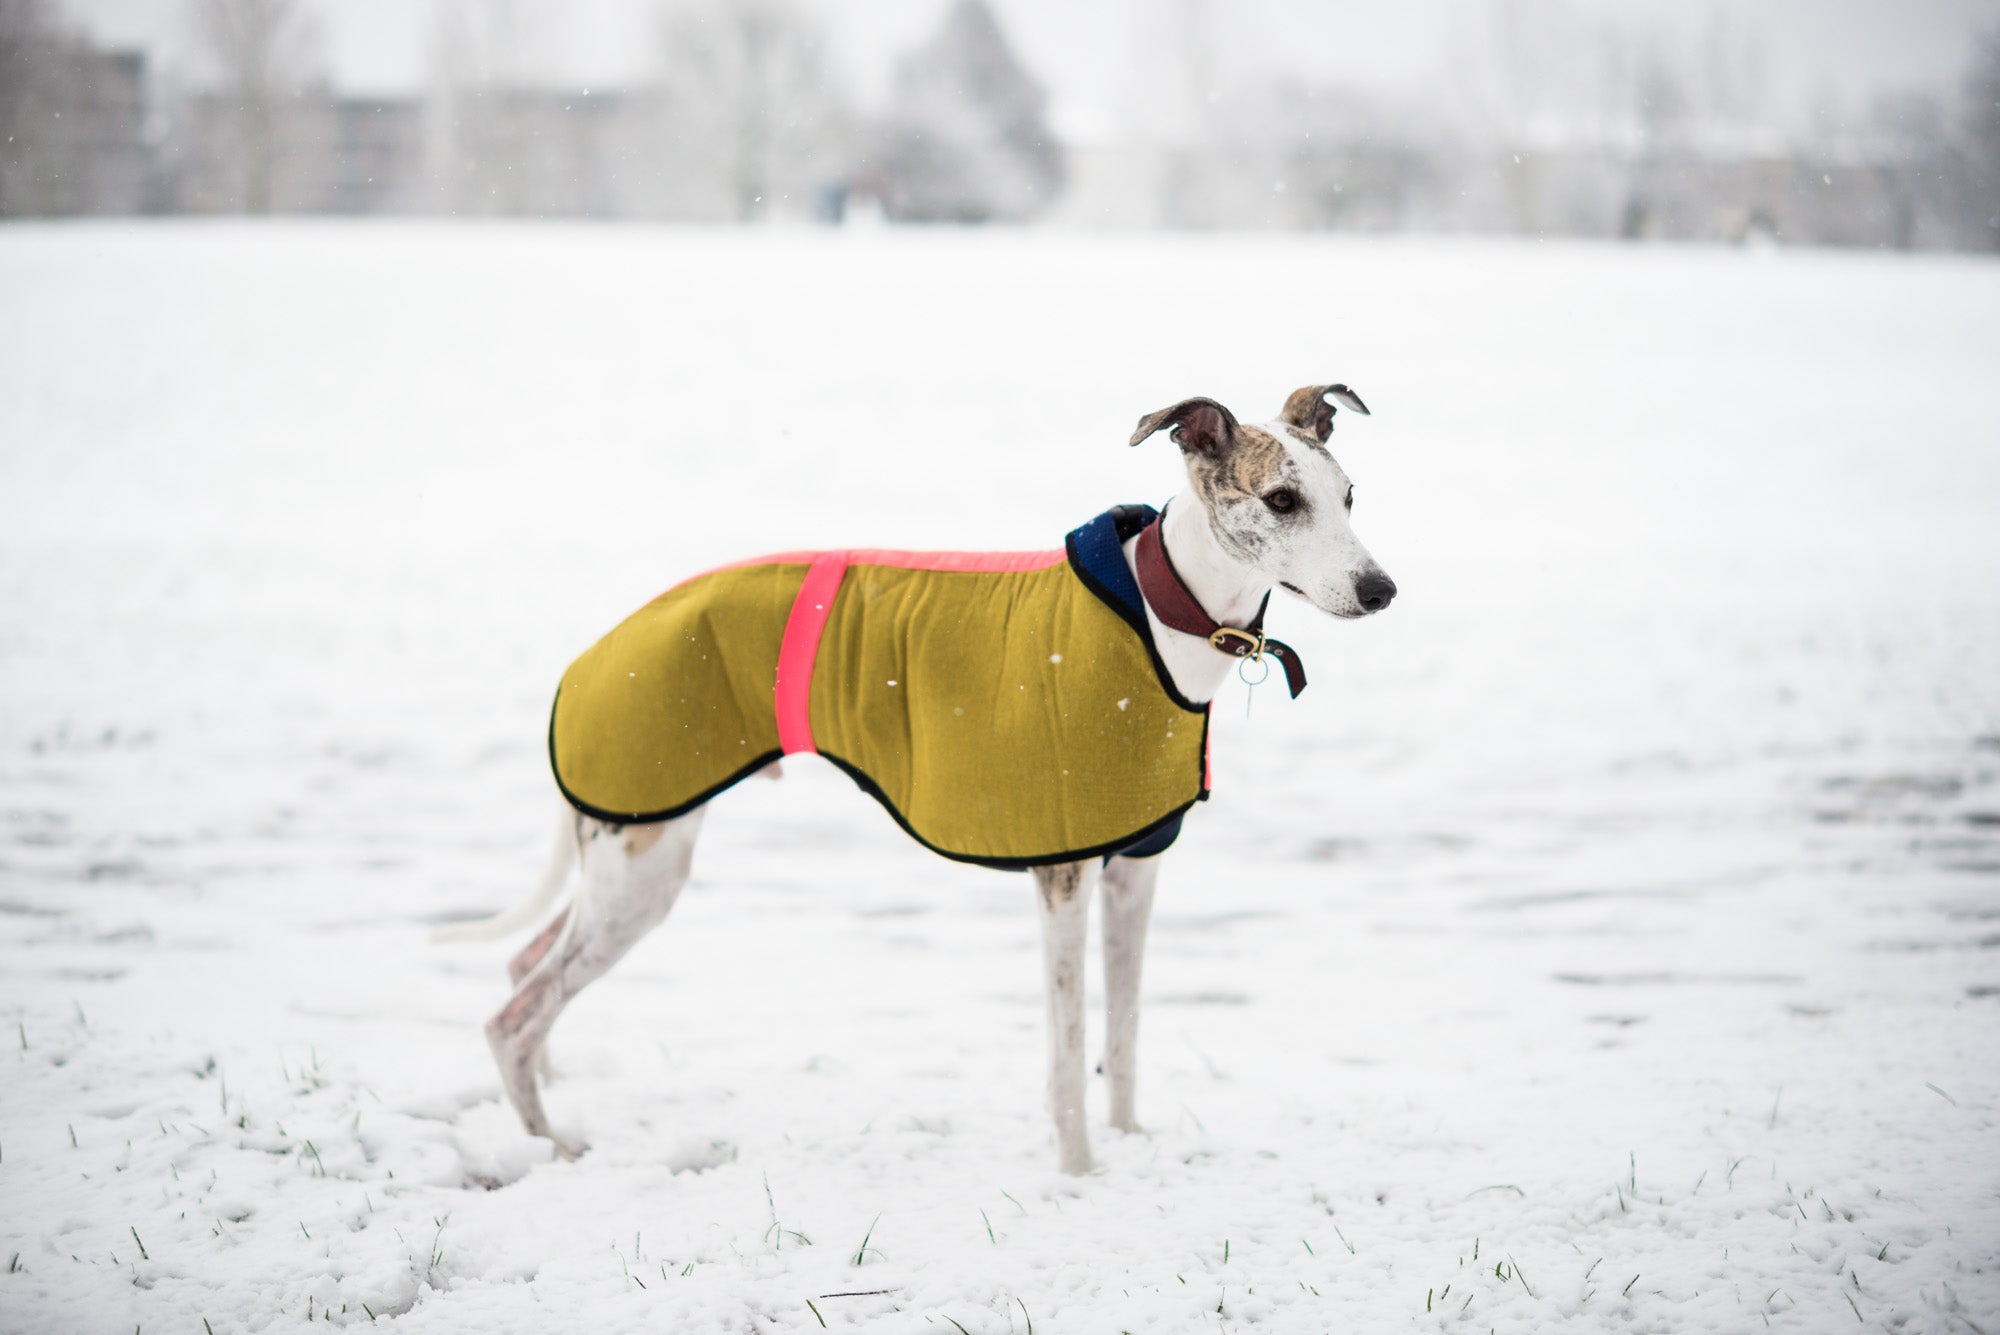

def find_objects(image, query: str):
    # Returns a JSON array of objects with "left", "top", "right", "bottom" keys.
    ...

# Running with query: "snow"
[{"left": 1, "top": 222, "right": 1997, "bottom": 1333}]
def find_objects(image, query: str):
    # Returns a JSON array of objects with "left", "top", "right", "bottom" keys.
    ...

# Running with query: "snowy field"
[{"left": 1, "top": 223, "right": 1997, "bottom": 1333}]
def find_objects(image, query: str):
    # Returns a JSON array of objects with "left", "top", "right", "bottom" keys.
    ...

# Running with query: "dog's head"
[{"left": 1130, "top": 385, "right": 1396, "bottom": 618}]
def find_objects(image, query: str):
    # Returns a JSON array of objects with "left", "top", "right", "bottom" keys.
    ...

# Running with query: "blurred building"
[
  {"left": 1, "top": 0, "right": 1993, "bottom": 252},
  {"left": 0, "top": 35, "right": 153, "bottom": 215},
  {"left": 166, "top": 91, "right": 425, "bottom": 214}
]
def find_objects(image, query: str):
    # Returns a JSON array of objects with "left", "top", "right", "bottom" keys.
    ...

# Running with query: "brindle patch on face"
[
  {"left": 1222, "top": 426, "right": 1293, "bottom": 494},
  {"left": 1187, "top": 424, "right": 1305, "bottom": 564}
]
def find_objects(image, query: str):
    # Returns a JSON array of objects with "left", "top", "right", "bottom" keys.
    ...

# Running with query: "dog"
[{"left": 440, "top": 384, "right": 1395, "bottom": 1173}]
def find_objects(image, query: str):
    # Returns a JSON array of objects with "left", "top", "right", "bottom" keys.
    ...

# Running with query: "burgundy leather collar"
[{"left": 1134, "top": 518, "right": 1308, "bottom": 698}]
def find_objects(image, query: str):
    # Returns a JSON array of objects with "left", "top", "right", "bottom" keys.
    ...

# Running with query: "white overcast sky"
[{"left": 57, "top": 0, "right": 1999, "bottom": 139}]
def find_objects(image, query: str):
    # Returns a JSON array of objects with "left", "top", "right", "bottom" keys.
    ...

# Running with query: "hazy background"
[{"left": 6, "top": 0, "right": 1999, "bottom": 248}]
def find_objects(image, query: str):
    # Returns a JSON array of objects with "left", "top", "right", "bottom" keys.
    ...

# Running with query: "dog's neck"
[{"left": 1122, "top": 498, "right": 1272, "bottom": 705}]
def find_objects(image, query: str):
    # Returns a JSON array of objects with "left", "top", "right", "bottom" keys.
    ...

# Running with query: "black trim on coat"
[
  {"left": 1065, "top": 513, "right": 1213, "bottom": 721},
  {"left": 547, "top": 685, "right": 785, "bottom": 826},
  {"left": 818, "top": 751, "right": 1202, "bottom": 870}
]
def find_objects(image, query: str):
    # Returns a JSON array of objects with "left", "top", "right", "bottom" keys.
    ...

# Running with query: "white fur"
[
  {"left": 1253, "top": 420, "right": 1385, "bottom": 619},
  {"left": 450, "top": 393, "right": 1390, "bottom": 1173},
  {"left": 1033, "top": 859, "right": 1098, "bottom": 1174},
  {"left": 1099, "top": 852, "right": 1161, "bottom": 1134}
]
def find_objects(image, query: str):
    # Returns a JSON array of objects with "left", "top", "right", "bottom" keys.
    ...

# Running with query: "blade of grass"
[
  {"left": 1464, "top": 1184, "right": 1524, "bottom": 1199},
  {"left": 851, "top": 1214, "right": 881, "bottom": 1266}
]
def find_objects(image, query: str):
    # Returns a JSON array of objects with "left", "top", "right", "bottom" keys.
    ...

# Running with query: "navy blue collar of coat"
[
  {"left": 1065, "top": 503, "right": 1158, "bottom": 623},
  {"left": 1063, "top": 501, "right": 1193, "bottom": 859}
]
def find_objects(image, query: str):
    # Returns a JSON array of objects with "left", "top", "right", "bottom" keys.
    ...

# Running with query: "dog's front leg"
[
  {"left": 1100, "top": 852, "right": 1161, "bottom": 1134},
  {"left": 1032, "top": 859, "right": 1097, "bottom": 1174}
]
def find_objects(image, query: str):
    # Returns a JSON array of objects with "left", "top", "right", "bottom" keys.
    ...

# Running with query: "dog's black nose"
[{"left": 1355, "top": 571, "right": 1397, "bottom": 613}]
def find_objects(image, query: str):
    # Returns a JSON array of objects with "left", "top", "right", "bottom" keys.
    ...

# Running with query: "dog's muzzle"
[{"left": 1355, "top": 571, "right": 1397, "bottom": 613}]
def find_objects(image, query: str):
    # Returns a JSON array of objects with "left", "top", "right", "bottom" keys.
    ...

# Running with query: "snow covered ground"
[{"left": 1, "top": 223, "right": 1996, "bottom": 1334}]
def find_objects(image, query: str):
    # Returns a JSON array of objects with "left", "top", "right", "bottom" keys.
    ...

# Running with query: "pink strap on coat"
[
  {"left": 768, "top": 547, "right": 1067, "bottom": 756},
  {"left": 774, "top": 555, "right": 848, "bottom": 755}
]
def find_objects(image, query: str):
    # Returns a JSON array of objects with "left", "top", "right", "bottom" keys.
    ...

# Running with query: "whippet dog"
[{"left": 442, "top": 385, "right": 1395, "bottom": 1174}]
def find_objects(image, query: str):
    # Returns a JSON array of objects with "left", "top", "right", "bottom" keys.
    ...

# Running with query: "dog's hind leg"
[
  {"left": 1033, "top": 859, "right": 1099, "bottom": 1174},
  {"left": 485, "top": 808, "right": 705, "bottom": 1157},
  {"left": 1100, "top": 852, "right": 1162, "bottom": 1134},
  {"left": 507, "top": 907, "right": 570, "bottom": 1084},
  {"left": 507, "top": 907, "right": 570, "bottom": 986}
]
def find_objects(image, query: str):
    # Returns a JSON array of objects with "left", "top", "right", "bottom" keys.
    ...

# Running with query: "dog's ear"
[
  {"left": 1129, "top": 396, "right": 1239, "bottom": 457},
  {"left": 1280, "top": 384, "right": 1370, "bottom": 443}
]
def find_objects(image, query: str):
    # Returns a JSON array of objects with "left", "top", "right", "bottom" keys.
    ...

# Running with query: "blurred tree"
[
  {"left": 1621, "top": 44, "right": 1694, "bottom": 238},
  {"left": 651, "top": 0, "right": 847, "bottom": 221},
  {"left": 426, "top": 0, "right": 534, "bottom": 215},
  {"left": 1865, "top": 91, "right": 1951, "bottom": 249},
  {"left": 186, "top": 0, "right": 320, "bottom": 211},
  {"left": 1966, "top": 26, "right": 2000, "bottom": 251},
  {"left": 878, "top": 0, "right": 1063, "bottom": 222}
]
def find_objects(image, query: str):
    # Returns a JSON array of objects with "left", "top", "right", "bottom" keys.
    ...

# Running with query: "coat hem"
[
  {"left": 818, "top": 751, "right": 1202, "bottom": 870},
  {"left": 547, "top": 686, "right": 786, "bottom": 825}
]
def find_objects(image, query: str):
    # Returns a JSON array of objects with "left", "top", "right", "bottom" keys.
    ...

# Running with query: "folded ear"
[
  {"left": 1279, "top": 383, "right": 1371, "bottom": 443},
  {"left": 1128, "top": 396, "right": 1239, "bottom": 456}
]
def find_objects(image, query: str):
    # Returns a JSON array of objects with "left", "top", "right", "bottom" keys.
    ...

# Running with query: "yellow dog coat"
[{"left": 549, "top": 506, "right": 1210, "bottom": 868}]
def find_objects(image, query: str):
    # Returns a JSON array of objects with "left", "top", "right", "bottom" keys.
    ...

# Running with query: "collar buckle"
[{"left": 1207, "top": 626, "right": 1266, "bottom": 659}]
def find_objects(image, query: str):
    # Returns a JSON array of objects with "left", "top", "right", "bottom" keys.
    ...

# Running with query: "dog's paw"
[{"left": 1055, "top": 1144, "right": 1095, "bottom": 1176}]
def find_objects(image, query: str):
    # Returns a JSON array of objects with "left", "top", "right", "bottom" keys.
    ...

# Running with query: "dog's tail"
[{"left": 432, "top": 804, "right": 579, "bottom": 943}]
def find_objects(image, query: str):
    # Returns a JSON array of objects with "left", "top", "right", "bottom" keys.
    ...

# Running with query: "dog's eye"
[
  {"left": 1264, "top": 488, "right": 1297, "bottom": 514},
  {"left": 1344, "top": 486, "right": 1354, "bottom": 511}
]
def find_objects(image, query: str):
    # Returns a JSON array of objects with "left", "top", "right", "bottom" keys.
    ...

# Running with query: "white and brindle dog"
[{"left": 443, "top": 385, "right": 1395, "bottom": 1174}]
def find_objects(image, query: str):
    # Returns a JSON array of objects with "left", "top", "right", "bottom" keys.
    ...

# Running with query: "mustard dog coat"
[{"left": 549, "top": 505, "right": 1210, "bottom": 868}]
